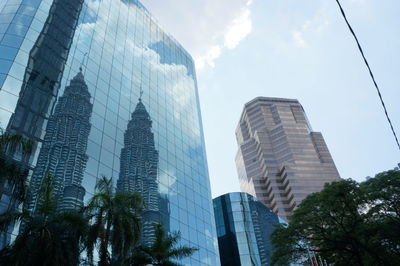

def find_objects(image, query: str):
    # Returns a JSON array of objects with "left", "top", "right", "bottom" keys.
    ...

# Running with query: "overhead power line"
[{"left": 335, "top": 0, "right": 400, "bottom": 151}]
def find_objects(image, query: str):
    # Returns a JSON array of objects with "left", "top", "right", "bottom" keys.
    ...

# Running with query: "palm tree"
[
  {"left": 0, "top": 128, "right": 33, "bottom": 203},
  {"left": 0, "top": 174, "right": 88, "bottom": 266},
  {"left": 0, "top": 128, "right": 33, "bottom": 249},
  {"left": 131, "top": 224, "right": 198, "bottom": 266},
  {"left": 84, "top": 176, "right": 143, "bottom": 266}
]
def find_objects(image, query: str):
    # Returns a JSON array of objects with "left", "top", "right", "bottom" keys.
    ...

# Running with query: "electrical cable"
[{"left": 335, "top": 0, "right": 400, "bottom": 151}]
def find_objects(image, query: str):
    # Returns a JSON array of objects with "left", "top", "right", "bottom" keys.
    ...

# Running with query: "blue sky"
[{"left": 142, "top": 0, "right": 400, "bottom": 197}]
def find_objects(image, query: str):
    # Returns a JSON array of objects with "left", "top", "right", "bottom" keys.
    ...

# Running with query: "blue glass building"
[
  {"left": 213, "top": 192, "right": 282, "bottom": 266},
  {"left": 0, "top": 0, "right": 219, "bottom": 264}
]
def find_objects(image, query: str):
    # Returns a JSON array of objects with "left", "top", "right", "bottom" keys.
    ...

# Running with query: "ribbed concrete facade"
[{"left": 235, "top": 97, "right": 340, "bottom": 221}]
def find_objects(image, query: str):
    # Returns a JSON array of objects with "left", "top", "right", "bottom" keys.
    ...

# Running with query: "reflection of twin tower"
[
  {"left": 117, "top": 96, "right": 169, "bottom": 246},
  {"left": 30, "top": 69, "right": 168, "bottom": 243},
  {"left": 28, "top": 69, "right": 92, "bottom": 212}
]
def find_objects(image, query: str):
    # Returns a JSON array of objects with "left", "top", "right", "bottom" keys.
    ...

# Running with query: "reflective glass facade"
[
  {"left": 0, "top": 0, "right": 219, "bottom": 264},
  {"left": 213, "top": 192, "right": 281, "bottom": 266}
]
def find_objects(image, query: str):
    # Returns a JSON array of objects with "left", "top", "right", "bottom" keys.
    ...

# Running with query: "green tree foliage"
[
  {"left": 271, "top": 170, "right": 400, "bottom": 266},
  {"left": 0, "top": 175, "right": 87, "bottom": 266},
  {"left": 130, "top": 223, "right": 198, "bottom": 266},
  {"left": 84, "top": 176, "right": 143, "bottom": 266},
  {"left": 0, "top": 171, "right": 197, "bottom": 265},
  {"left": 0, "top": 128, "right": 33, "bottom": 203}
]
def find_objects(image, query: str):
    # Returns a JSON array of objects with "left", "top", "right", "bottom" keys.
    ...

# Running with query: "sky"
[{"left": 141, "top": 0, "right": 400, "bottom": 198}]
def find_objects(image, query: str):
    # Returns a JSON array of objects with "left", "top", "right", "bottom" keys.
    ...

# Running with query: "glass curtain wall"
[
  {"left": 214, "top": 192, "right": 281, "bottom": 266},
  {"left": 0, "top": 0, "right": 219, "bottom": 265}
]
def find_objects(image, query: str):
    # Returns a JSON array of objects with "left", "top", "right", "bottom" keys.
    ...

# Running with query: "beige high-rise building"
[{"left": 235, "top": 97, "right": 340, "bottom": 221}]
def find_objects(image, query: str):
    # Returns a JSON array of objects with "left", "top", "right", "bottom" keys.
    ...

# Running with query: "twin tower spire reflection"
[
  {"left": 28, "top": 68, "right": 92, "bottom": 212},
  {"left": 29, "top": 69, "right": 168, "bottom": 244}
]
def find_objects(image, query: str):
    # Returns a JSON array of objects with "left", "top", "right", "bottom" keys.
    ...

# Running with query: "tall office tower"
[
  {"left": 0, "top": 0, "right": 219, "bottom": 264},
  {"left": 213, "top": 192, "right": 282, "bottom": 266},
  {"left": 117, "top": 97, "right": 169, "bottom": 246},
  {"left": 28, "top": 69, "right": 92, "bottom": 213},
  {"left": 235, "top": 97, "right": 340, "bottom": 221}
]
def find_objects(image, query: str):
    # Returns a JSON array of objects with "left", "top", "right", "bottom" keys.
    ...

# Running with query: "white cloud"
[
  {"left": 196, "top": 45, "right": 222, "bottom": 69},
  {"left": 224, "top": 9, "right": 252, "bottom": 49},
  {"left": 197, "top": 7, "right": 252, "bottom": 69},
  {"left": 158, "top": 170, "right": 177, "bottom": 195},
  {"left": 291, "top": 8, "right": 330, "bottom": 48},
  {"left": 141, "top": 0, "right": 253, "bottom": 71},
  {"left": 292, "top": 30, "right": 307, "bottom": 47}
]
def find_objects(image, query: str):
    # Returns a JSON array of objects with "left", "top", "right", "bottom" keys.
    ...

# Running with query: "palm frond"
[
  {"left": 0, "top": 130, "right": 33, "bottom": 157},
  {"left": 135, "top": 224, "right": 198, "bottom": 265},
  {"left": 36, "top": 173, "right": 56, "bottom": 216},
  {"left": 0, "top": 208, "right": 30, "bottom": 231},
  {"left": 95, "top": 176, "right": 113, "bottom": 195},
  {"left": 168, "top": 246, "right": 198, "bottom": 259},
  {"left": 82, "top": 176, "right": 144, "bottom": 265}
]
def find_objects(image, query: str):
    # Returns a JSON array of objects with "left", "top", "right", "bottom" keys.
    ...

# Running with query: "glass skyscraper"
[
  {"left": 213, "top": 192, "right": 282, "bottom": 266},
  {"left": 0, "top": 0, "right": 219, "bottom": 264}
]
